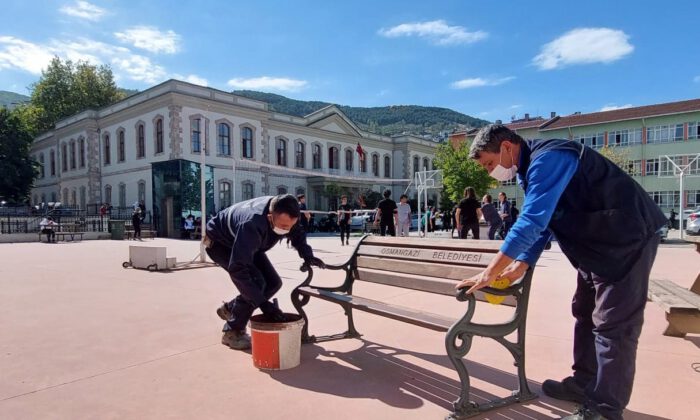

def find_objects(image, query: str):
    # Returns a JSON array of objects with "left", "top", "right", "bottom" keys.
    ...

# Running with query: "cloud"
[
  {"left": 175, "top": 74, "right": 208, "bottom": 86},
  {"left": 599, "top": 103, "right": 633, "bottom": 112},
  {"left": 533, "top": 28, "right": 633, "bottom": 70},
  {"left": 0, "top": 36, "right": 56, "bottom": 74},
  {"left": 378, "top": 20, "right": 487, "bottom": 46},
  {"left": 694, "top": 75, "right": 700, "bottom": 83},
  {"left": 227, "top": 76, "right": 308, "bottom": 92},
  {"left": 509, "top": 104, "right": 522, "bottom": 109},
  {"left": 114, "top": 26, "right": 181, "bottom": 54},
  {"left": 111, "top": 55, "right": 167, "bottom": 84},
  {"left": 59, "top": 1, "right": 106, "bottom": 22},
  {"left": 450, "top": 76, "right": 515, "bottom": 89}
]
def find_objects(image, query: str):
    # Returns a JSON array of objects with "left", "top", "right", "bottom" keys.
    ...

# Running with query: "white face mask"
[
  {"left": 269, "top": 215, "right": 291, "bottom": 235},
  {"left": 489, "top": 147, "right": 518, "bottom": 181}
]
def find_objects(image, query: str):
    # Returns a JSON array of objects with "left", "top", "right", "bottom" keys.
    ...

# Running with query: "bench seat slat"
[
  {"left": 362, "top": 236, "right": 503, "bottom": 251},
  {"left": 358, "top": 245, "right": 494, "bottom": 267},
  {"left": 357, "top": 256, "right": 482, "bottom": 281},
  {"left": 649, "top": 279, "right": 700, "bottom": 312},
  {"left": 297, "top": 286, "right": 455, "bottom": 332}
]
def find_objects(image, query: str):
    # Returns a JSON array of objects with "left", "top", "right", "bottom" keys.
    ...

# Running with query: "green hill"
[
  {"left": 0, "top": 91, "right": 30, "bottom": 108},
  {"left": 233, "top": 90, "right": 489, "bottom": 139}
]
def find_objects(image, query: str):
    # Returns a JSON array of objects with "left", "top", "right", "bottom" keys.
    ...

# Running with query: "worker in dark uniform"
[
  {"left": 457, "top": 125, "right": 666, "bottom": 420},
  {"left": 205, "top": 194, "right": 326, "bottom": 350}
]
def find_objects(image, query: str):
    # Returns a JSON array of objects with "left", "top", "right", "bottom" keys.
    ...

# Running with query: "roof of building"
[
  {"left": 505, "top": 117, "right": 549, "bottom": 130},
  {"left": 540, "top": 98, "right": 700, "bottom": 131}
]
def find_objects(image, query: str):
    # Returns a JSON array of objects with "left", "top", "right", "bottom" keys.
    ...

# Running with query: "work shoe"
[
  {"left": 561, "top": 405, "right": 608, "bottom": 420},
  {"left": 542, "top": 377, "right": 586, "bottom": 404},
  {"left": 216, "top": 301, "right": 233, "bottom": 321},
  {"left": 221, "top": 330, "right": 251, "bottom": 350}
]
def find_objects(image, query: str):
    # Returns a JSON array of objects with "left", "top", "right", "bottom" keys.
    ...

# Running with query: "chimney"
[
  {"left": 524, "top": 113, "right": 530, "bottom": 121},
  {"left": 550, "top": 111, "right": 556, "bottom": 118},
  {"left": 495, "top": 119, "right": 502, "bottom": 124}
]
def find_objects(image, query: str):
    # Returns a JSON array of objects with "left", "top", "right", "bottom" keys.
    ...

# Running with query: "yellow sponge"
[{"left": 484, "top": 277, "right": 510, "bottom": 305}]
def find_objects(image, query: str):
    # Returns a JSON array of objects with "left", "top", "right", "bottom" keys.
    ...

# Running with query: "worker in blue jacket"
[
  {"left": 205, "top": 194, "right": 326, "bottom": 350},
  {"left": 457, "top": 125, "right": 666, "bottom": 420}
]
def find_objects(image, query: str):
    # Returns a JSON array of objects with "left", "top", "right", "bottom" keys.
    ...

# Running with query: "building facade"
[
  {"left": 29, "top": 80, "right": 438, "bottom": 237},
  {"left": 452, "top": 101, "right": 700, "bottom": 212}
]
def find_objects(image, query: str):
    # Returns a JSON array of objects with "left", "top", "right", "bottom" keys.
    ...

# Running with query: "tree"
[
  {"left": 599, "top": 146, "right": 631, "bottom": 173},
  {"left": 30, "top": 57, "right": 125, "bottom": 132},
  {"left": 433, "top": 141, "right": 494, "bottom": 203},
  {"left": 0, "top": 108, "right": 36, "bottom": 202}
]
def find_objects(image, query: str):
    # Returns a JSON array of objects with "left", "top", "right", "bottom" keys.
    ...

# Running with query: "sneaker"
[
  {"left": 561, "top": 405, "right": 608, "bottom": 420},
  {"left": 542, "top": 377, "right": 586, "bottom": 404},
  {"left": 216, "top": 302, "right": 233, "bottom": 321},
  {"left": 221, "top": 330, "right": 251, "bottom": 350}
]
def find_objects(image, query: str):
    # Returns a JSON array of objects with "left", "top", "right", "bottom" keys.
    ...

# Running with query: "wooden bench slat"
[
  {"left": 298, "top": 287, "right": 455, "bottom": 332},
  {"left": 356, "top": 267, "right": 517, "bottom": 307},
  {"left": 357, "top": 256, "right": 482, "bottom": 281},
  {"left": 649, "top": 279, "right": 700, "bottom": 312},
  {"left": 358, "top": 245, "right": 494, "bottom": 267},
  {"left": 362, "top": 235, "right": 503, "bottom": 252}
]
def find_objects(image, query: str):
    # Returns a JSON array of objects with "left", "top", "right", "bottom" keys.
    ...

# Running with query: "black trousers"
[
  {"left": 339, "top": 222, "right": 350, "bottom": 243},
  {"left": 41, "top": 228, "right": 55, "bottom": 242},
  {"left": 459, "top": 222, "right": 480, "bottom": 239},
  {"left": 570, "top": 235, "right": 660, "bottom": 420},
  {"left": 380, "top": 221, "right": 395, "bottom": 236},
  {"left": 206, "top": 241, "right": 282, "bottom": 332}
]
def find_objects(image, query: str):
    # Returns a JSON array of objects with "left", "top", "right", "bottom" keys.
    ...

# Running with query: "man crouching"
[{"left": 205, "top": 194, "right": 326, "bottom": 350}]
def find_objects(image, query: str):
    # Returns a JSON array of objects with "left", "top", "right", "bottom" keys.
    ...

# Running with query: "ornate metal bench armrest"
[{"left": 455, "top": 280, "right": 524, "bottom": 302}]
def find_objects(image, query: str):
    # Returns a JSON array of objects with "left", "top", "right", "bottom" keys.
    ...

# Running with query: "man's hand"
[
  {"left": 455, "top": 270, "right": 498, "bottom": 295},
  {"left": 304, "top": 256, "right": 326, "bottom": 269},
  {"left": 499, "top": 260, "right": 529, "bottom": 283}
]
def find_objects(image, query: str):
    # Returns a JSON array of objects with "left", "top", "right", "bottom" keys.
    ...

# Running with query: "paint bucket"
[{"left": 249, "top": 314, "right": 305, "bottom": 370}]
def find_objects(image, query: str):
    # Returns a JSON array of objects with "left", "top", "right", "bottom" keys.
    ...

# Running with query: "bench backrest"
[{"left": 354, "top": 236, "right": 517, "bottom": 306}]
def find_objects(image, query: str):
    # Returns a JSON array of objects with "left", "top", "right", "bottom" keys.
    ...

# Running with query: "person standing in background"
[
  {"left": 481, "top": 194, "right": 502, "bottom": 240},
  {"left": 397, "top": 194, "right": 411, "bottom": 237},
  {"left": 375, "top": 189, "right": 398, "bottom": 236},
  {"left": 498, "top": 192, "right": 512, "bottom": 237},
  {"left": 337, "top": 195, "right": 352, "bottom": 246},
  {"left": 456, "top": 187, "right": 482, "bottom": 239}
]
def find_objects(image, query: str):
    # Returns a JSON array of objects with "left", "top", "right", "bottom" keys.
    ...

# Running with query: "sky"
[{"left": 1, "top": 0, "right": 700, "bottom": 123}]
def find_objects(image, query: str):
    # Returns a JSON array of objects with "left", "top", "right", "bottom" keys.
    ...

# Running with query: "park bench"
[
  {"left": 292, "top": 235, "right": 537, "bottom": 419},
  {"left": 37, "top": 224, "right": 84, "bottom": 242},
  {"left": 648, "top": 236, "right": 700, "bottom": 337},
  {"left": 124, "top": 223, "right": 157, "bottom": 240}
]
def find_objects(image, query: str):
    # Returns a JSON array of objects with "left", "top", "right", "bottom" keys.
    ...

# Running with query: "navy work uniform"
[{"left": 205, "top": 196, "right": 316, "bottom": 332}]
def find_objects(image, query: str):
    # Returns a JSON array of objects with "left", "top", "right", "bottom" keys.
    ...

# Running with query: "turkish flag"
[{"left": 356, "top": 143, "right": 365, "bottom": 160}]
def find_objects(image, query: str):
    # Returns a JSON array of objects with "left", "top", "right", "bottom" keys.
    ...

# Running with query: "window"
[
  {"left": 118, "top": 184, "right": 126, "bottom": 207},
  {"left": 688, "top": 190, "right": 700, "bottom": 208},
  {"left": 80, "top": 186, "right": 86, "bottom": 209},
  {"left": 660, "top": 156, "right": 683, "bottom": 176},
  {"left": 61, "top": 143, "right": 68, "bottom": 171},
  {"left": 191, "top": 118, "right": 201, "bottom": 153},
  {"left": 360, "top": 153, "right": 367, "bottom": 173},
  {"left": 50, "top": 150, "right": 56, "bottom": 176},
  {"left": 71, "top": 189, "right": 77, "bottom": 206},
  {"left": 103, "top": 134, "right": 111, "bottom": 165},
  {"left": 137, "top": 124, "right": 145, "bottom": 158},
  {"left": 372, "top": 154, "right": 379, "bottom": 176},
  {"left": 626, "top": 160, "right": 642, "bottom": 177},
  {"left": 312, "top": 144, "right": 321, "bottom": 169},
  {"left": 689, "top": 122, "right": 700, "bottom": 140},
  {"left": 242, "top": 127, "right": 253, "bottom": 158},
  {"left": 328, "top": 147, "right": 339, "bottom": 169},
  {"left": 218, "top": 123, "right": 231, "bottom": 156},
  {"left": 79, "top": 138, "right": 85, "bottom": 167},
  {"left": 41, "top": 193, "right": 46, "bottom": 204},
  {"left": 649, "top": 191, "right": 679, "bottom": 208},
  {"left": 674, "top": 124, "right": 684, "bottom": 141},
  {"left": 70, "top": 141, "right": 76, "bottom": 169},
  {"left": 276, "top": 138, "right": 287, "bottom": 166},
  {"left": 242, "top": 182, "right": 254, "bottom": 200},
  {"left": 645, "top": 158, "right": 659, "bottom": 176},
  {"left": 423, "top": 158, "right": 429, "bottom": 171},
  {"left": 689, "top": 155, "right": 700, "bottom": 175},
  {"left": 646, "top": 125, "right": 673, "bottom": 144},
  {"left": 413, "top": 156, "right": 419, "bottom": 175},
  {"left": 609, "top": 130, "right": 629, "bottom": 147},
  {"left": 39, "top": 153, "right": 45, "bottom": 178},
  {"left": 345, "top": 149, "right": 353, "bottom": 171},
  {"left": 501, "top": 179, "right": 517, "bottom": 186},
  {"left": 277, "top": 186, "right": 288, "bottom": 195},
  {"left": 62, "top": 188, "right": 69, "bottom": 204},
  {"left": 155, "top": 118, "right": 164, "bottom": 154},
  {"left": 295, "top": 142, "right": 305, "bottom": 168},
  {"left": 51, "top": 192, "right": 57, "bottom": 203},
  {"left": 104, "top": 185, "right": 112, "bottom": 205},
  {"left": 432, "top": 159, "right": 437, "bottom": 171},
  {"left": 138, "top": 181, "right": 146, "bottom": 204},
  {"left": 219, "top": 181, "right": 232, "bottom": 208},
  {"left": 575, "top": 132, "right": 604, "bottom": 149},
  {"left": 118, "top": 130, "right": 125, "bottom": 162},
  {"left": 384, "top": 156, "right": 391, "bottom": 178}
]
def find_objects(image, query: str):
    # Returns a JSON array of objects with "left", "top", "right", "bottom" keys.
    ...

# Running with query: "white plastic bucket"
[{"left": 249, "top": 314, "right": 305, "bottom": 370}]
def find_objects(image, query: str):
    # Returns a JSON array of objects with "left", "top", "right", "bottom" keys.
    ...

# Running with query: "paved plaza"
[{"left": 0, "top": 235, "right": 698, "bottom": 419}]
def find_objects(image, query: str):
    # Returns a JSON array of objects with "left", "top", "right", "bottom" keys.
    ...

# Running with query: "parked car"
[
  {"left": 350, "top": 210, "right": 373, "bottom": 231},
  {"left": 658, "top": 224, "right": 668, "bottom": 242},
  {"left": 686, "top": 207, "right": 700, "bottom": 235}
]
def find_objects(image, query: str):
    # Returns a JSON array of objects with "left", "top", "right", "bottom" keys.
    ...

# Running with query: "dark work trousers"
[
  {"left": 570, "top": 235, "right": 660, "bottom": 420},
  {"left": 380, "top": 220, "right": 396, "bottom": 236},
  {"left": 487, "top": 222, "right": 501, "bottom": 240},
  {"left": 206, "top": 241, "right": 282, "bottom": 332},
  {"left": 339, "top": 222, "right": 350, "bottom": 243},
  {"left": 459, "top": 222, "right": 480, "bottom": 239}
]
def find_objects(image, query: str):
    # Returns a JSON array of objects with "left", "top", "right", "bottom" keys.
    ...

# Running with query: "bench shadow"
[{"left": 265, "top": 339, "right": 670, "bottom": 419}]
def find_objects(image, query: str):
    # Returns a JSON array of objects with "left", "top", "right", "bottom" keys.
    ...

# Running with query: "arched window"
[
  {"left": 50, "top": 150, "right": 56, "bottom": 176},
  {"left": 423, "top": 157, "right": 429, "bottom": 172},
  {"left": 413, "top": 156, "right": 419, "bottom": 175},
  {"left": 104, "top": 185, "right": 112, "bottom": 205},
  {"left": 155, "top": 118, "right": 164, "bottom": 154},
  {"left": 295, "top": 141, "right": 305, "bottom": 168},
  {"left": 39, "top": 153, "right": 45, "bottom": 178},
  {"left": 61, "top": 143, "right": 68, "bottom": 172},
  {"left": 218, "top": 123, "right": 231, "bottom": 156},
  {"left": 277, "top": 186, "right": 288, "bottom": 195},
  {"left": 137, "top": 124, "right": 145, "bottom": 158},
  {"left": 41, "top": 193, "right": 46, "bottom": 204},
  {"left": 242, "top": 182, "right": 254, "bottom": 200},
  {"left": 432, "top": 159, "right": 437, "bottom": 171},
  {"left": 79, "top": 138, "right": 85, "bottom": 167},
  {"left": 372, "top": 154, "right": 379, "bottom": 177},
  {"left": 219, "top": 181, "right": 232, "bottom": 208},
  {"left": 80, "top": 186, "right": 86, "bottom": 209},
  {"left": 71, "top": 189, "right": 77, "bottom": 206},
  {"left": 360, "top": 153, "right": 367, "bottom": 173},
  {"left": 242, "top": 127, "right": 253, "bottom": 159},
  {"left": 345, "top": 149, "right": 353, "bottom": 171},
  {"left": 51, "top": 192, "right": 57, "bottom": 203},
  {"left": 62, "top": 188, "right": 68, "bottom": 204},
  {"left": 328, "top": 147, "right": 339, "bottom": 169},
  {"left": 312, "top": 144, "right": 322, "bottom": 169},
  {"left": 191, "top": 118, "right": 201, "bottom": 153},
  {"left": 118, "top": 183, "right": 126, "bottom": 207},
  {"left": 276, "top": 138, "right": 287, "bottom": 166},
  {"left": 103, "top": 134, "right": 111, "bottom": 165},
  {"left": 138, "top": 181, "right": 146, "bottom": 203},
  {"left": 384, "top": 156, "right": 391, "bottom": 178},
  {"left": 70, "top": 140, "right": 76, "bottom": 170},
  {"left": 118, "top": 130, "right": 125, "bottom": 162}
]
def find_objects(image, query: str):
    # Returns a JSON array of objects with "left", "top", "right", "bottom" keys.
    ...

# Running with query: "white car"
[
  {"left": 686, "top": 208, "right": 700, "bottom": 235},
  {"left": 350, "top": 210, "right": 374, "bottom": 231}
]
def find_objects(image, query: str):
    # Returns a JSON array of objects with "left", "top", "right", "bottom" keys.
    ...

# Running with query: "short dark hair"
[
  {"left": 400, "top": 194, "right": 408, "bottom": 200},
  {"left": 296, "top": 194, "right": 305, "bottom": 200},
  {"left": 499, "top": 192, "right": 507, "bottom": 199},
  {"left": 383, "top": 189, "right": 391, "bottom": 198},
  {"left": 469, "top": 124, "right": 523, "bottom": 159},
  {"left": 463, "top": 187, "right": 476, "bottom": 199},
  {"left": 270, "top": 194, "right": 300, "bottom": 218}
]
